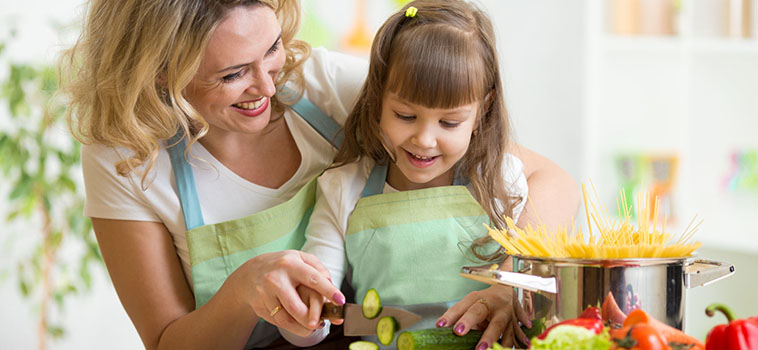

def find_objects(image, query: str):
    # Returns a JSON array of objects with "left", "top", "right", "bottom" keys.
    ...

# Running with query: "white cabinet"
[{"left": 584, "top": 0, "right": 758, "bottom": 252}]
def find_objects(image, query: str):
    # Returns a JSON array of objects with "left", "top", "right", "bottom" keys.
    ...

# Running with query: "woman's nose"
[{"left": 245, "top": 65, "right": 277, "bottom": 98}]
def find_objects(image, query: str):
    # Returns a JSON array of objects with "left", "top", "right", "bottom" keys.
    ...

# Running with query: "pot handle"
[
  {"left": 684, "top": 259, "right": 735, "bottom": 288},
  {"left": 460, "top": 265, "right": 557, "bottom": 294}
]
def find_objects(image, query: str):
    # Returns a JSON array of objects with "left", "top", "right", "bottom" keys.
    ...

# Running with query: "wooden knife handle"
[{"left": 320, "top": 302, "right": 344, "bottom": 319}]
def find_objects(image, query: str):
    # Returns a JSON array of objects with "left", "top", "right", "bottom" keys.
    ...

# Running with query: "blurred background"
[{"left": 1, "top": 0, "right": 757, "bottom": 349}]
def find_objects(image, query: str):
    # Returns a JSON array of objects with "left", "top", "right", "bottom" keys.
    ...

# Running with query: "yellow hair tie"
[{"left": 405, "top": 6, "right": 418, "bottom": 18}]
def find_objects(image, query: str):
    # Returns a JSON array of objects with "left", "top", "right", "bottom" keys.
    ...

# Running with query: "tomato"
[{"left": 612, "top": 323, "right": 671, "bottom": 350}]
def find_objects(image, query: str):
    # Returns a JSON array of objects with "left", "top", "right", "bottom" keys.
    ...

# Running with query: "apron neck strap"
[
  {"left": 167, "top": 90, "right": 340, "bottom": 231},
  {"left": 360, "top": 163, "right": 469, "bottom": 198}
]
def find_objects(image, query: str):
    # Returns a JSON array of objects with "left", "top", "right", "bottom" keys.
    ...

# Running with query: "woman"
[{"left": 60, "top": 0, "right": 579, "bottom": 349}]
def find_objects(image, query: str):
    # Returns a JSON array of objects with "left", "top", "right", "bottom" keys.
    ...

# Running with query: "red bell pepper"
[
  {"left": 580, "top": 306, "right": 602, "bottom": 320},
  {"left": 537, "top": 317, "right": 605, "bottom": 340},
  {"left": 705, "top": 303, "right": 758, "bottom": 350}
]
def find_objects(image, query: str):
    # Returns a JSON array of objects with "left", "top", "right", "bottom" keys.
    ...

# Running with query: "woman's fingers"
[{"left": 289, "top": 251, "right": 345, "bottom": 306}]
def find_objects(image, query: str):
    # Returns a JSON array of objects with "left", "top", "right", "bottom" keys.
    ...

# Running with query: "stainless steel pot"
[{"left": 460, "top": 256, "right": 735, "bottom": 330}]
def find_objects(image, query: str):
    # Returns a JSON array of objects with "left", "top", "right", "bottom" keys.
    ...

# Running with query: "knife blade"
[{"left": 321, "top": 302, "right": 422, "bottom": 336}]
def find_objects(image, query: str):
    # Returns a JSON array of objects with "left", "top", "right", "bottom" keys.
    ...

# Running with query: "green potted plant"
[{"left": 0, "top": 31, "right": 103, "bottom": 350}]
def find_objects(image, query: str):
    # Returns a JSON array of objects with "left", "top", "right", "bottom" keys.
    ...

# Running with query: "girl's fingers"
[
  {"left": 514, "top": 318, "right": 531, "bottom": 348},
  {"left": 475, "top": 312, "right": 507, "bottom": 350},
  {"left": 307, "top": 290, "right": 324, "bottom": 329},
  {"left": 513, "top": 291, "right": 531, "bottom": 327},
  {"left": 259, "top": 295, "right": 312, "bottom": 337},
  {"left": 500, "top": 317, "right": 515, "bottom": 348},
  {"left": 435, "top": 296, "right": 475, "bottom": 328},
  {"left": 451, "top": 300, "right": 490, "bottom": 336}
]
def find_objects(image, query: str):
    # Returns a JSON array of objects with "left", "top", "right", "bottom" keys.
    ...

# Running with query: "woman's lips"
[
  {"left": 232, "top": 96, "right": 269, "bottom": 117},
  {"left": 405, "top": 150, "right": 438, "bottom": 168}
]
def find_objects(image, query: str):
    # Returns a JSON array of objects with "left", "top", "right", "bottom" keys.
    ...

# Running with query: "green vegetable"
[
  {"left": 376, "top": 316, "right": 397, "bottom": 346},
  {"left": 486, "top": 342, "right": 505, "bottom": 350},
  {"left": 521, "top": 317, "right": 547, "bottom": 341},
  {"left": 349, "top": 340, "right": 379, "bottom": 350},
  {"left": 397, "top": 327, "right": 483, "bottom": 350},
  {"left": 530, "top": 325, "right": 612, "bottom": 350},
  {"left": 362, "top": 288, "right": 382, "bottom": 319}
]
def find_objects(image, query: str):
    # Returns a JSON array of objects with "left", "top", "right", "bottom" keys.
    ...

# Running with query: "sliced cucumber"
[
  {"left": 376, "top": 316, "right": 398, "bottom": 346},
  {"left": 362, "top": 288, "right": 382, "bottom": 319},
  {"left": 397, "top": 327, "right": 484, "bottom": 350},
  {"left": 349, "top": 340, "right": 379, "bottom": 350}
]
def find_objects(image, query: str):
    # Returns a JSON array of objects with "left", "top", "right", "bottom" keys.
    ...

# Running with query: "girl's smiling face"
[
  {"left": 184, "top": 5, "right": 286, "bottom": 136},
  {"left": 380, "top": 92, "right": 480, "bottom": 191}
]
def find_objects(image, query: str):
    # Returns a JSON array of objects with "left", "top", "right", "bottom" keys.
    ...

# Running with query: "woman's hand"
[
  {"left": 436, "top": 285, "right": 531, "bottom": 350},
  {"left": 231, "top": 249, "right": 346, "bottom": 337}
]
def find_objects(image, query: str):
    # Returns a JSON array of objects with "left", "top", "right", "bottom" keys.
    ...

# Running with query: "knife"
[{"left": 321, "top": 302, "right": 422, "bottom": 336}]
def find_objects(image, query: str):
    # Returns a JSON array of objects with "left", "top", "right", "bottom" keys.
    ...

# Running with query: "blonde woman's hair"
[
  {"left": 333, "top": 0, "right": 520, "bottom": 261},
  {"left": 60, "top": 0, "right": 310, "bottom": 188}
]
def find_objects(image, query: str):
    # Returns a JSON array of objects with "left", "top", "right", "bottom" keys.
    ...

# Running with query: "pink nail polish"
[
  {"left": 527, "top": 319, "right": 533, "bottom": 328},
  {"left": 454, "top": 323, "right": 465, "bottom": 335},
  {"left": 332, "top": 293, "right": 345, "bottom": 305},
  {"left": 436, "top": 319, "right": 447, "bottom": 327},
  {"left": 476, "top": 342, "right": 489, "bottom": 350}
]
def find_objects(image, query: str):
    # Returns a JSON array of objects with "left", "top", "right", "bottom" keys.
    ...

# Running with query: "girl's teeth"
[
  {"left": 234, "top": 97, "right": 266, "bottom": 110},
  {"left": 412, "top": 153, "right": 432, "bottom": 160}
]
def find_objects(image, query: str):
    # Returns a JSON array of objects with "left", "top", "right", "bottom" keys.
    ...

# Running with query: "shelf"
[
  {"left": 601, "top": 35, "right": 682, "bottom": 53},
  {"left": 691, "top": 38, "right": 758, "bottom": 55}
]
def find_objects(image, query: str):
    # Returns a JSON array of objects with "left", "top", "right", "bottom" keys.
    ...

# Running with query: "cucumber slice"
[
  {"left": 362, "top": 288, "right": 382, "bottom": 319},
  {"left": 376, "top": 316, "right": 398, "bottom": 346},
  {"left": 397, "top": 327, "right": 484, "bottom": 350},
  {"left": 349, "top": 340, "right": 379, "bottom": 350}
]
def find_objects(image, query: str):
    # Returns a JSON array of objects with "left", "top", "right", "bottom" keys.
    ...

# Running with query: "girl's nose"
[
  {"left": 245, "top": 64, "right": 277, "bottom": 98},
  {"left": 412, "top": 126, "right": 437, "bottom": 149}
]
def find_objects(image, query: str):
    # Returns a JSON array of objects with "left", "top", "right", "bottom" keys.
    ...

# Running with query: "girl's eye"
[
  {"left": 394, "top": 113, "right": 415, "bottom": 121},
  {"left": 222, "top": 70, "right": 244, "bottom": 83},
  {"left": 440, "top": 120, "right": 461, "bottom": 128}
]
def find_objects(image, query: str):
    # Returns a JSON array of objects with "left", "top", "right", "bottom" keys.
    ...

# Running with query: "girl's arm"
[
  {"left": 278, "top": 169, "right": 354, "bottom": 346},
  {"left": 93, "top": 218, "right": 340, "bottom": 350},
  {"left": 510, "top": 143, "right": 581, "bottom": 230}
]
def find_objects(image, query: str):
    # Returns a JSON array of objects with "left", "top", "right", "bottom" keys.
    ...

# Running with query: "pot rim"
[{"left": 511, "top": 253, "right": 696, "bottom": 267}]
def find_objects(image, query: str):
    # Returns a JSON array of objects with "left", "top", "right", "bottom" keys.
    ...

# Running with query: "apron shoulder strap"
[
  {"left": 168, "top": 90, "right": 342, "bottom": 231},
  {"left": 281, "top": 87, "right": 344, "bottom": 149},
  {"left": 167, "top": 130, "right": 205, "bottom": 230},
  {"left": 361, "top": 163, "right": 388, "bottom": 198}
]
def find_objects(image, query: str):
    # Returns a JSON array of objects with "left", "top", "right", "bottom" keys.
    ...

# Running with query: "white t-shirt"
[
  {"left": 81, "top": 48, "right": 368, "bottom": 283},
  {"left": 302, "top": 155, "right": 530, "bottom": 291}
]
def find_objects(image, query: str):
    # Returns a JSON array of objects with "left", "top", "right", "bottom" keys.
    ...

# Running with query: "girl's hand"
[
  {"left": 231, "top": 250, "right": 345, "bottom": 337},
  {"left": 435, "top": 285, "right": 531, "bottom": 350}
]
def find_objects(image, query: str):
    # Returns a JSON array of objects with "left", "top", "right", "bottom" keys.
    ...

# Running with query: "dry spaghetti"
[{"left": 488, "top": 183, "right": 702, "bottom": 259}]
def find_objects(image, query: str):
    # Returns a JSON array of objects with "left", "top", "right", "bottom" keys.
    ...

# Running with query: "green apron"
[
  {"left": 345, "top": 163, "right": 494, "bottom": 331},
  {"left": 167, "top": 93, "right": 342, "bottom": 349}
]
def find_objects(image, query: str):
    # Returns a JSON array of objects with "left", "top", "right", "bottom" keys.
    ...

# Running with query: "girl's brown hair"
[
  {"left": 60, "top": 0, "right": 309, "bottom": 188},
  {"left": 334, "top": 0, "right": 519, "bottom": 260}
]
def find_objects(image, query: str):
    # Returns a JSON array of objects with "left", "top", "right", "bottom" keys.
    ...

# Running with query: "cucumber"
[
  {"left": 376, "top": 316, "right": 398, "bottom": 346},
  {"left": 362, "top": 288, "right": 382, "bottom": 319},
  {"left": 349, "top": 341, "right": 379, "bottom": 350},
  {"left": 397, "top": 327, "right": 484, "bottom": 350}
]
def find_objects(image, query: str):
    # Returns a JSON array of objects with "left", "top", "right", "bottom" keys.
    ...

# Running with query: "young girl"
[{"left": 283, "top": 1, "right": 573, "bottom": 348}]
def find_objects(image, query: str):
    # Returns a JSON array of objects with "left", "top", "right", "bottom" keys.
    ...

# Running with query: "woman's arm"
[
  {"left": 511, "top": 143, "right": 581, "bottom": 230},
  {"left": 93, "top": 218, "right": 342, "bottom": 350}
]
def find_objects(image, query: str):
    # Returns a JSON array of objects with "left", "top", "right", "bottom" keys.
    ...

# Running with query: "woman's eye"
[
  {"left": 222, "top": 70, "right": 243, "bottom": 83},
  {"left": 395, "top": 113, "right": 415, "bottom": 121},
  {"left": 266, "top": 39, "right": 281, "bottom": 56}
]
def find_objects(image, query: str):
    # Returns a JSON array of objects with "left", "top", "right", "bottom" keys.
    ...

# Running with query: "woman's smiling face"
[
  {"left": 380, "top": 92, "right": 480, "bottom": 191},
  {"left": 184, "top": 4, "right": 286, "bottom": 136}
]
